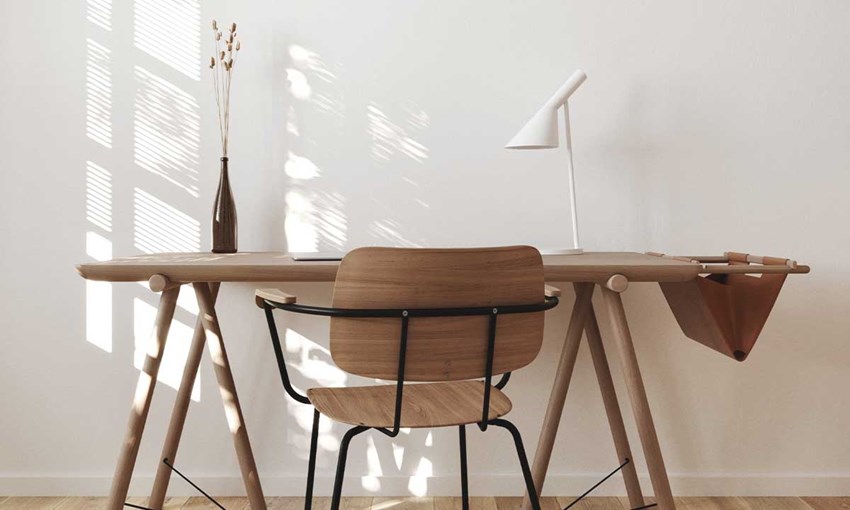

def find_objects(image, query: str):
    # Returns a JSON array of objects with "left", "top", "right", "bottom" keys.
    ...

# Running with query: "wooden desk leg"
[
  {"left": 584, "top": 300, "right": 645, "bottom": 508},
  {"left": 148, "top": 282, "right": 221, "bottom": 509},
  {"left": 521, "top": 282, "right": 595, "bottom": 510},
  {"left": 600, "top": 286, "right": 676, "bottom": 510},
  {"left": 194, "top": 282, "right": 267, "bottom": 510},
  {"left": 106, "top": 286, "right": 181, "bottom": 510}
]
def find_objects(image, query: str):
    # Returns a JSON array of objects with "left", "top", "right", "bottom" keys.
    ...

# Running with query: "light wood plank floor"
[{"left": 0, "top": 497, "right": 847, "bottom": 510}]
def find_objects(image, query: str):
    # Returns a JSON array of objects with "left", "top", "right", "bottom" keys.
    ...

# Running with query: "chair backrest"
[{"left": 329, "top": 246, "right": 546, "bottom": 381}]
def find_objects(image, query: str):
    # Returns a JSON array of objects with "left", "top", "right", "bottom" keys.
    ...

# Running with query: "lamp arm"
[{"left": 545, "top": 69, "right": 587, "bottom": 109}]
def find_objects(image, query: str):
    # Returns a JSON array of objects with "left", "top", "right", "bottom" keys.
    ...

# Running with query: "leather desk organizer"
[{"left": 649, "top": 251, "right": 809, "bottom": 362}]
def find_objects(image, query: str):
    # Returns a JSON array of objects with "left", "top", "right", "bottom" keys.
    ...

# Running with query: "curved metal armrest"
[{"left": 261, "top": 295, "right": 559, "bottom": 318}]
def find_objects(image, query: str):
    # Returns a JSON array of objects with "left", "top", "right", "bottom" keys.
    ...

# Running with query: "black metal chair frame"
[{"left": 261, "top": 295, "right": 559, "bottom": 510}]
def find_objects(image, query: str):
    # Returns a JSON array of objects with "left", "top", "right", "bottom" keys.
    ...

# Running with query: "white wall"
[{"left": 1, "top": 0, "right": 849, "bottom": 498}]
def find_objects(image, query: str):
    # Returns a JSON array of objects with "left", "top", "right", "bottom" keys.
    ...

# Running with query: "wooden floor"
[{"left": 0, "top": 497, "right": 847, "bottom": 510}]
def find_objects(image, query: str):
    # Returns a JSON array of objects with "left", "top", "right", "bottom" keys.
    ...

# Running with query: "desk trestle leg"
[
  {"left": 148, "top": 283, "right": 221, "bottom": 509},
  {"left": 194, "top": 282, "right": 267, "bottom": 510},
  {"left": 584, "top": 300, "right": 646, "bottom": 509},
  {"left": 107, "top": 286, "right": 181, "bottom": 510},
  {"left": 521, "top": 283, "right": 595, "bottom": 510},
  {"left": 600, "top": 286, "right": 676, "bottom": 510}
]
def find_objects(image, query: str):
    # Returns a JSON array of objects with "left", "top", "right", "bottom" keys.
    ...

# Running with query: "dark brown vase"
[{"left": 212, "top": 156, "right": 237, "bottom": 253}]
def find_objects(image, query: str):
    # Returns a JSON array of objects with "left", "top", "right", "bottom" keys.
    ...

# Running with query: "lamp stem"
[{"left": 563, "top": 102, "right": 580, "bottom": 250}]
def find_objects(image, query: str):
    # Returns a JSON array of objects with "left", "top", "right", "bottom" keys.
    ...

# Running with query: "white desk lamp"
[{"left": 505, "top": 69, "right": 587, "bottom": 255}]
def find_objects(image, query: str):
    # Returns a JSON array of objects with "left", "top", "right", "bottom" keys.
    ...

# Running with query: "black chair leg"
[
  {"left": 459, "top": 425, "right": 470, "bottom": 510},
  {"left": 487, "top": 419, "right": 542, "bottom": 510},
  {"left": 330, "top": 426, "right": 369, "bottom": 510},
  {"left": 304, "top": 409, "right": 321, "bottom": 510}
]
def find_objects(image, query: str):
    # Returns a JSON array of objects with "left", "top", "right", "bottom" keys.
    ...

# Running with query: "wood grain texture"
[
  {"left": 182, "top": 496, "right": 250, "bottom": 509},
  {"left": 308, "top": 380, "right": 511, "bottom": 427},
  {"left": 744, "top": 497, "right": 813, "bottom": 509},
  {"left": 0, "top": 498, "right": 841, "bottom": 509},
  {"left": 76, "top": 252, "right": 702, "bottom": 284},
  {"left": 373, "top": 497, "right": 432, "bottom": 510},
  {"left": 125, "top": 497, "right": 189, "bottom": 510},
  {"left": 0, "top": 499, "right": 64, "bottom": 510},
  {"left": 556, "top": 495, "right": 624, "bottom": 509},
  {"left": 675, "top": 497, "right": 749, "bottom": 510},
  {"left": 460, "top": 499, "right": 569, "bottom": 510},
  {"left": 330, "top": 246, "right": 546, "bottom": 381},
  {"left": 52, "top": 497, "right": 107, "bottom": 510},
  {"left": 435, "top": 497, "right": 498, "bottom": 510},
  {"left": 255, "top": 288, "right": 297, "bottom": 307},
  {"left": 801, "top": 497, "right": 850, "bottom": 510}
]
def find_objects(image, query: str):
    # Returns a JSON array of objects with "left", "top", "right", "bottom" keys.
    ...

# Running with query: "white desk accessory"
[{"left": 506, "top": 69, "right": 587, "bottom": 255}]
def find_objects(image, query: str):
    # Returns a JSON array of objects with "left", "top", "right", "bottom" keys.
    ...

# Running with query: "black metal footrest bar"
[
  {"left": 124, "top": 458, "right": 226, "bottom": 510},
  {"left": 561, "top": 458, "right": 657, "bottom": 510}
]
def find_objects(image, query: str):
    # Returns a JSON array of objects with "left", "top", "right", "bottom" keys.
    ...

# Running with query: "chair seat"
[{"left": 307, "top": 380, "right": 512, "bottom": 428}]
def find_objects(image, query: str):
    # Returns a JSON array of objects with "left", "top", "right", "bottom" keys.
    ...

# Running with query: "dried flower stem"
[{"left": 209, "top": 19, "right": 240, "bottom": 157}]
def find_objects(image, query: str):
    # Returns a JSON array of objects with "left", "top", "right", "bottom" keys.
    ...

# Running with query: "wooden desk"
[{"left": 77, "top": 251, "right": 807, "bottom": 510}]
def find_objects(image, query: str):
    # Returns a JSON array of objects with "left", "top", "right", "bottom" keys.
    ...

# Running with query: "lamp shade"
[
  {"left": 505, "top": 69, "right": 587, "bottom": 150},
  {"left": 504, "top": 107, "right": 559, "bottom": 149}
]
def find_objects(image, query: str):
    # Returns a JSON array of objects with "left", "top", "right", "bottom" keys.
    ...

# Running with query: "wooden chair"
[{"left": 257, "top": 246, "right": 560, "bottom": 510}]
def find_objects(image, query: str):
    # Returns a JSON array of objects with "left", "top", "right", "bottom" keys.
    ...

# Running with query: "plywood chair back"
[{"left": 329, "top": 246, "right": 546, "bottom": 381}]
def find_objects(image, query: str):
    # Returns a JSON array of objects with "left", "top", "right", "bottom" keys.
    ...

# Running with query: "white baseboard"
[{"left": 1, "top": 474, "right": 849, "bottom": 497}]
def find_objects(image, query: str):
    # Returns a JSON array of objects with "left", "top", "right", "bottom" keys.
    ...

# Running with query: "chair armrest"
[
  {"left": 255, "top": 288, "right": 297, "bottom": 308},
  {"left": 544, "top": 284, "right": 562, "bottom": 298}
]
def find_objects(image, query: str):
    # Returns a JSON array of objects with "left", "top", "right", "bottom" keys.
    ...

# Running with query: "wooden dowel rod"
[
  {"left": 149, "top": 274, "right": 181, "bottom": 293},
  {"left": 685, "top": 255, "right": 730, "bottom": 263},
  {"left": 701, "top": 265, "right": 809, "bottom": 275},
  {"left": 605, "top": 274, "right": 629, "bottom": 293}
]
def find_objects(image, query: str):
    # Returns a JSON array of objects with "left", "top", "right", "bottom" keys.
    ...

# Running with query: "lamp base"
[{"left": 539, "top": 247, "right": 584, "bottom": 256}]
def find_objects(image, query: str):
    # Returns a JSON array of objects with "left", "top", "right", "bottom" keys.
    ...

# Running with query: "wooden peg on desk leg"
[
  {"left": 149, "top": 274, "right": 180, "bottom": 293},
  {"left": 606, "top": 274, "right": 629, "bottom": 293}
]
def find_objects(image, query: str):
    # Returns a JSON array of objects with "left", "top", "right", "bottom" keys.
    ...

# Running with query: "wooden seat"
[
  {"left": 259, "top": 246, "right": 556, "bottom": 510},
  {"left": 307, "top": 380, "right": 512, "bottom": 428}
]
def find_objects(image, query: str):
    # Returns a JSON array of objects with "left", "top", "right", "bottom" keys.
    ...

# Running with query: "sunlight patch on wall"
[
  {"left": 86, "top": 279, "right": 112, "bottom": 352},
  {"left": 362, "top": 434, "right": 383, "bottom": 492},
  {"left": 86, "top": 161, "right": 112, "bottom": 232},
  {"left": 134, "top": 0, "right": 200, "bottom": 80},
  {"left": 133, "top": 297, "right": 201, "bottom": 399},
  {"left": 285, "top": 151, "right": 321, "bottom": 180},
  {"left": 86, "top": 39, "right": 112, "bottom": 148},
  {"left": 134, "top": 66, "right": 200, "bottom": 197},
  {"left": 133, "top": 188, "right": 200, "bottom": 253},
  {"left": 408, "top": 457, "right": 432, "bottom": 497},
  {"left": 368, "top": 219, "right": 421, "bottom": 247},
  {"left": 288, "top": 398, "right": 338, "bottom": 454},
  {"left": 285, "top": 190, "right": 348, "bottom": 252},
  {"left": 85, "top": 161, "right": 113, "bottom": 352},
  {"left": 87, "top": 0, "right": 112, "bottom": 31},
  {"left": 286, "top": 69, "right": 312, "bottom": 101},
  {"left": 287, "top": 45, "right": 345, "bottom": 119},
  {"left": 285, "top": 328, "right": 346, "bottom": 387},
  {"left": 367, "top": 103, "right": 429, "bottom": 164},
  {"left": 289, "top": 45, "right": 337, "bottom": 84}
]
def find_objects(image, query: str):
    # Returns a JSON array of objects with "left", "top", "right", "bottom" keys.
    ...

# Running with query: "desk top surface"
[{"left": 77, "top": 251, "right": 703, "bottom": 284}]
